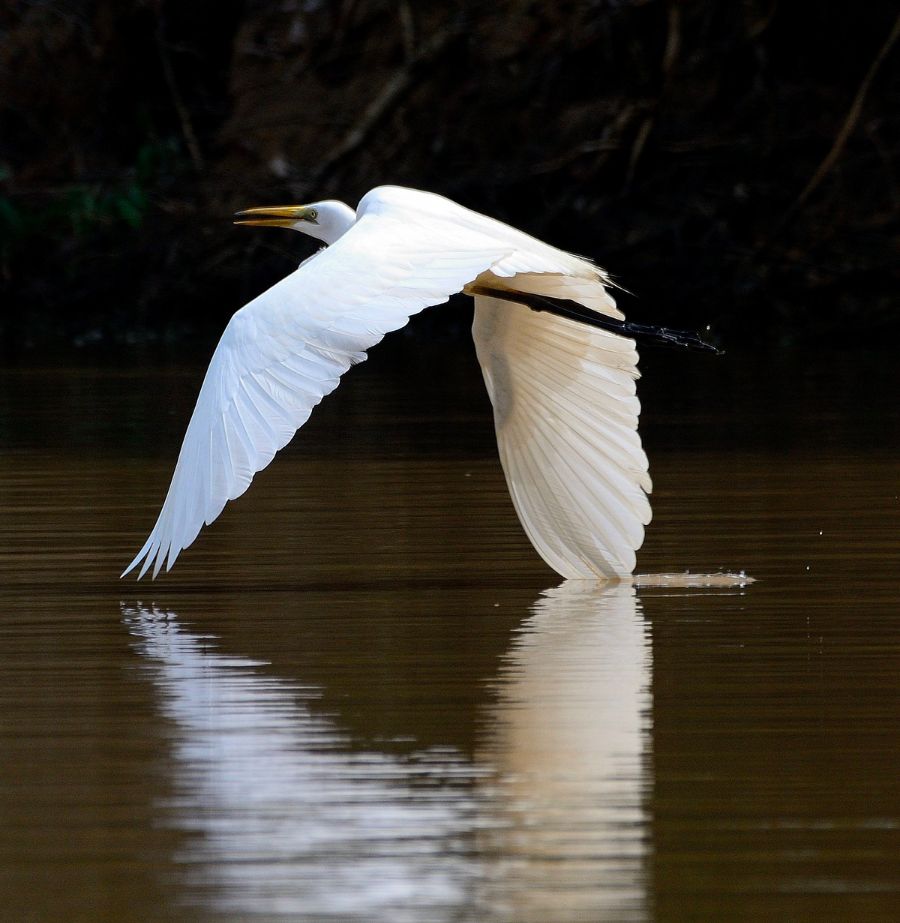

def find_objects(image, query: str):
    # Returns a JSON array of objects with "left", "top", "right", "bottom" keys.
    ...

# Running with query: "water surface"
[{"left": 0, "top": 341, "right": 898, "bottom": 921}]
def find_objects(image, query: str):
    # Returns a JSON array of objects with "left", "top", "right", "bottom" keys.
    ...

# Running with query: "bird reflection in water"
[
  {"left": 477, "top": 581, "right": 651, "bottom": 922},
  {"left": 122, "top": 581, "right": 651, "bottom": 922},
  {"left": 121, "top": 604, "right": 480, "bottom": 921}
]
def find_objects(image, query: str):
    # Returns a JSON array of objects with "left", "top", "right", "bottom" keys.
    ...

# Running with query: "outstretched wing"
[
  {"left": 473, "top": 293, "right": 652, "bottom": 579},
  {"left": 124, "top": 188, "right": 604, "bottom": 578}
]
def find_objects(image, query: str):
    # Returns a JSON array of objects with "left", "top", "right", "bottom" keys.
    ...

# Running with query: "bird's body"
[{"left": 124, "top": 186, "right": 652, "bottom": 581}]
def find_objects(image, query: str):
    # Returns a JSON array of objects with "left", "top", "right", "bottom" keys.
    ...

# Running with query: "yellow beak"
[{"left": 233, "top": 205, "right": 317, "bottom": 227}]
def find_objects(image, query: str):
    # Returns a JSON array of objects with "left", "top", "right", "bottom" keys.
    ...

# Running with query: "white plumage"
[{"left": 123, "top": 186, "right": 651, "bottom": 580}]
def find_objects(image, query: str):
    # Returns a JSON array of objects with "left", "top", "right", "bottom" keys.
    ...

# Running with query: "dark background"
[{"left": 1, "top": 0, "right": 897, "bottom": 353}]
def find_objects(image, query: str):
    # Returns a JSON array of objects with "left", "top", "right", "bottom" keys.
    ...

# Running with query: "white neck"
[{"left": 294, "top": 200, "right": 356, "bottom": 245}]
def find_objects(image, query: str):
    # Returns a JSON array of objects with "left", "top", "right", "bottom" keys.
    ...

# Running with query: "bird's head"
[{"left": 233, "top": 200, "right": 356, "bottom": 245}]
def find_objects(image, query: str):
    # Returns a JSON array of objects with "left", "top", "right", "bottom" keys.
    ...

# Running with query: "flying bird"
[{"left": 123, "top": 185, "right": 711, "bottom": 581}]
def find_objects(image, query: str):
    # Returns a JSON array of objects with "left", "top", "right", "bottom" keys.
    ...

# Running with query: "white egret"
[{"left": 123, "top": 185, "right": 710, "bottom": 581}]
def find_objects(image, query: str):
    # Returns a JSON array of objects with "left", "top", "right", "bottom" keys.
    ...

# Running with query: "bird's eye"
[{"left": 307, "top": 209, "right": 318, "bottom": 221}]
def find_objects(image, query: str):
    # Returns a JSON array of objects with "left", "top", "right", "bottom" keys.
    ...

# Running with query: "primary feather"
[{"left": 124, "top": 186, "right": 650, "bottom": 579}]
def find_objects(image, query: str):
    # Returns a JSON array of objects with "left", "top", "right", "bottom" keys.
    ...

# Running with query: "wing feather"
[
  {"left": 472, "top": 293, "right": 651, "bottom": 579},
  {"left": 126, "top": 189, "right": 608, "bottom": 578}
]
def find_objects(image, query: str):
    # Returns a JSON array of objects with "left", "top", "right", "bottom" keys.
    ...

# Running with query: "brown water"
[{"left": 0, "top": 341, "right": 898, "bottom": 921}]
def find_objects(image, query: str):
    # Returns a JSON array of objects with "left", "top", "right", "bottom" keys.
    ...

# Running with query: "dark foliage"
[{"left": 1, "top": 0, "right": 897, "bottom": 351}]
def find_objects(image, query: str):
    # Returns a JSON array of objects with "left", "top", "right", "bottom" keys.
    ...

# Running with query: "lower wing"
[{"left": 472, "top": 290, "right": 652, "bottom": 579}]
